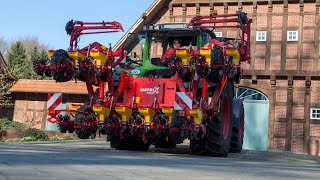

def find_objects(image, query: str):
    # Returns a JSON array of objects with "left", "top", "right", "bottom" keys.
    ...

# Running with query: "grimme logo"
[{"left": 140, "top": 87, "right": 160, "bottom": 94}]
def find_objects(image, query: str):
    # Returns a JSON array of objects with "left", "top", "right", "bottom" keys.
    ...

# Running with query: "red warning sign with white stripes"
[
  {"left": 47, "top": 93, "right": 62, "bottom": 122},
  {"left": 174, "top": 92, "right": 193, "bottom": 110}
]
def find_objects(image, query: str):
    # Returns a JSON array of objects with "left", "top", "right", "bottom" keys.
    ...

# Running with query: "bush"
[
  {"left": 0, "top": 118, "right": 25, "bottom": 129},
  {"left": 21, "top": 128, "right": 48, "bottom": 141}
]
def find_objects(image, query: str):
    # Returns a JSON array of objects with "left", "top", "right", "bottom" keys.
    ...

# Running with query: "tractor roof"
[{"left": 140, "top": 23, "right": 216, "bottom": 38}]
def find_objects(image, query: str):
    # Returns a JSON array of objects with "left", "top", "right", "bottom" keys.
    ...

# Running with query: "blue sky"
[{"left": 0, "top": 0, "right": 154, "bottom": 49}]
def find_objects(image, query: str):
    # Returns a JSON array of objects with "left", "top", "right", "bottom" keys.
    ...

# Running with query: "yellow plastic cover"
[
  {"left": 90, "top": 51, "right": 107, "bottom": 66},
  {"left": 200, "top": 47, "right": 212, "bottom": 64},
  {"left": 226, "top": 48, "right": 240, "bottom": 65},
  {"left": 176, "top": 49, "right": 191, "bottom": 65}
]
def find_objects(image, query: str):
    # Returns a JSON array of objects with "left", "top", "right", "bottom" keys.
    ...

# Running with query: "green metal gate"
[{"left": 235, "top": 87, "right": 269, "bottom": 151}]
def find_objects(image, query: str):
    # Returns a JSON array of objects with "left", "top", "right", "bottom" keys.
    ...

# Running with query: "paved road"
[{"left": 0, "top": 139, "right": 319, "bottom": 180}]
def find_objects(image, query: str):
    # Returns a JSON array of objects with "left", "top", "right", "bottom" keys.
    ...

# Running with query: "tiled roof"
[{"left": 10, "top": 79, "right": 97, "bottom": 94}]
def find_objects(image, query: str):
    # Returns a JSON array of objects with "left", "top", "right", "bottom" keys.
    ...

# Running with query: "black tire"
[
  {"left": 230, "top": 98, "right": 245, "bottom": 153},
  {"left": 50, "top": 49, "right": 71, "bottom": 65},
  {"left": 211, "top": 46, "right": 224, "bottom": 66},
  {"left": 59, "top": 127, "right": 67, "bottom": 133},
  {"left": 68, "top": 127, "right": 75, "bottom": 134},
  {"left": 68, "top": 121, "right": 75, "bottom": 133},
  {"left": 126, "top": 132, "right": 150, "bottom": 151},
  {"left": 75, "top": 127, "right": 90, "bottom": 139},
  {"left": 74, "top": 105, "right": 94, "bottom": 139},
  {"left": 191, "top": 80, "right": 233, "bottom": 157},
  {"left": 205, "top": 46, "right": 224, "bottom": 83},
  {"left": 170, "top": 112, "right": 187, "bottom": 144}
]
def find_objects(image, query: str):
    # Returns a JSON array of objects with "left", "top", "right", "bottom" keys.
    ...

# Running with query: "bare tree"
[
  {"left": 15, "top": 35, "right": 50, "bottom": 54},
  {"left": 0, "top": 37, "right": 9, "bottom": 56}
]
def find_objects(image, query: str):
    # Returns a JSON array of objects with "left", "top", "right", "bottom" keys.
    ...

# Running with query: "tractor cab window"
[{"left": 167, "top": 37, "right": 196, "bottom": 50}]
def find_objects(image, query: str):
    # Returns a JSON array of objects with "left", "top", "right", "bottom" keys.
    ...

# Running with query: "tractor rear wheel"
[
  {"left": 230, "top": 98, "right": 245, "bottom": 153},
  {"left": 191, "top": 80, "right": 233, "bottom": 156},
  {"left": 74, "top": 105, "right": 94, "bottom": 139}
]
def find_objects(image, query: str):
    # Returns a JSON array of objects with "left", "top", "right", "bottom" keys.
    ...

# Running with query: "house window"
[
  {"left": 310, "top": 108, "right": 320, "bottom": 120},
  {"left": 287, "top": 31, "right": 298, "bottom": 41},
  {"left": 256, "top": 31, "right": 267, "bottom": 41},
  {"left": 214, "top": 32, "right": 223, "bottom": 37}
]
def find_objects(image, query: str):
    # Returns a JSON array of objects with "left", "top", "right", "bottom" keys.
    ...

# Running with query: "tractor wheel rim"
[
  {"left": 239, "top": 114, "right": 243, "bottom": 139},
  {"left": 222, "top": 95, "right": 230, "bottom": 140}
]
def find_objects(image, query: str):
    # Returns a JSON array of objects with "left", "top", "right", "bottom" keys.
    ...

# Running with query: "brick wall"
[
  {"left": 287, "top": 15, "right": 299, "bottom": 27},
  {"left": 304, "top": 15, "right": 315, "bottom": 26},
  {"left": 257, "top": 16, "right": 267, "bottom": 28},
  {"left": 293, "top": 91, "right": 304, "bottom": 104},
  {"left": 274, "top": 138, "right": 286, "bottom": 150},
  {"left": 271, "top": 30, "right": 282, "bottom": 41},
  {"left": 254, "top": 58, "right": 265, "bottom": 70},
  {"left": 303, "top": 29, "right": 314, "bottom": 41},
  {"left": 273, "top": 4, "right": 283, "bottom": 13},
  {"left": 274, "top": 121, "right": 286, "bottom": 135},
  {"left": 286, "top": 59, "right": 297, "bottom": 70},
  {"left": 276, "top": 90, "right": 287, "bottom": 103},
  {"left": 292, "top": 106, "right": 304, "bottom": 119},
  {"left": 286, "top": 44, "right": 298, "bottom": 58},
  {"left": 275, "top": 105, "right": 286, "bottom": 119},
  {"left": 270, "top": 59, "right": 281, "bottom": 70},
  {"left": 310, "top": 124, "right": 320, "bottom": 137},
  {"left": 255, "top": 44, "right": 266, "bottom": 57}
]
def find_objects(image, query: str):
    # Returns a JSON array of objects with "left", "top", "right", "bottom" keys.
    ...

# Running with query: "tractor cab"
[{"left": 113, "top": 22, "right": 216, "bottom": 80}]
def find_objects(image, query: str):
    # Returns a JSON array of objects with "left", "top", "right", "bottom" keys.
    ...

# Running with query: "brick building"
[{"left": 114, "top": 0, "right": 320, "bottom": 153}]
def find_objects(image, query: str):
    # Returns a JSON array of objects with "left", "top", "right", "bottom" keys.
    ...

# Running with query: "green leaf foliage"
[
  {"left": 0, "top": 117, "right": 26, "bottom": 128},
  {"left": 22, "top": 128, "right": 48, "bottom": 141}
]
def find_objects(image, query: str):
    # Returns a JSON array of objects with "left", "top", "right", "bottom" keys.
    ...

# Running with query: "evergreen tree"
[
  {"left": 39, "top": 49, "right": 48, "bottom": 59},
  {"left": 6, "top": 41, "right": 31, "bottom": 79},
  {"left": 29, "top": 46, "right": 41, "bottom": 79},
  {"left": 0, "top": 74, "right": 13, "bottom": 108}
]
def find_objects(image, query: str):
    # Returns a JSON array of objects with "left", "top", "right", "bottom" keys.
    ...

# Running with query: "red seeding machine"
[{"left": 34, "top": 10, "right": 251, "bottom": 156}]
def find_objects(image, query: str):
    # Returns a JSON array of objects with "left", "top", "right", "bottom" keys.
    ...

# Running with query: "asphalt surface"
[{"left": 0, "top": 139, "right": 319, "bottom": 180}]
